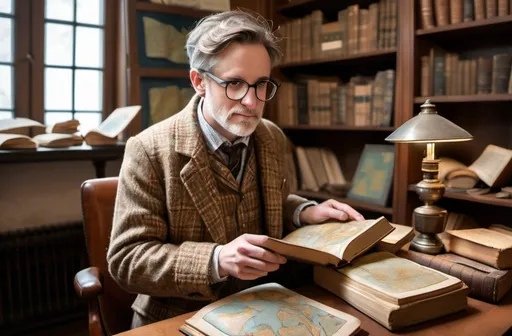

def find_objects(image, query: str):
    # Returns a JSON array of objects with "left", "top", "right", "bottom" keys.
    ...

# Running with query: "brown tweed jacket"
[{"left": 107, "top": 95, "right": 309, "bottom": 322}]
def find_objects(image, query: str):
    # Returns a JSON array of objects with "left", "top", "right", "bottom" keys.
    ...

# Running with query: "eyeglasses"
[{"left": 200, "top": 71, "right": 280, "bottom": 102}]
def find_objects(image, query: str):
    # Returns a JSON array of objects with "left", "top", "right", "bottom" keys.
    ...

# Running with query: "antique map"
[
  {"left": 281, "top": 220, "right": 374, "bottom": 258},
  {"left": 202, "top": 289, "right": 347, "bottom": 336},
  {"left": 339, "top": 252, "right": 448, "bottom": 294}
]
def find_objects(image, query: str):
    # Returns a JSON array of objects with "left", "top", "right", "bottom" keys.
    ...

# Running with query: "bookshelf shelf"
[
  {"left": 296, "top": 190, "right": 394, "bottom": 215},
  {"left": 280, "top": 125, "right": 395, "bottom": 131},
  {"left": 407, "top": 184, "right": 512, "bottom": 208},
  {"left": 138, "top": 68, "right": 189, "bottom": 79},
  {"left": 277, "top": 0, "right": 375, "bottom": 19},
  {"left": 279, "top": 49, "right": 397, "bottom": 72},
  {"left": 416, "top": 16, "right": 512, "bottom": 37},
  {"left": 414, "top": 94, "right": 512, "bottom": 104},
  {"left": 135, "top": 2, "right": 216, "bottom": 18}
]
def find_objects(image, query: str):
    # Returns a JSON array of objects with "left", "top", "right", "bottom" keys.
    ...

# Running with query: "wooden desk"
[{"left": 116, "top": 285, "right": 512, "bottom": 336}]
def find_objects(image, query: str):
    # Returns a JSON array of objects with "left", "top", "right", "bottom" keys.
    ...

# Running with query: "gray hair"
[{"left": 186, "top": 10, "right": 282, "bottom": 72}]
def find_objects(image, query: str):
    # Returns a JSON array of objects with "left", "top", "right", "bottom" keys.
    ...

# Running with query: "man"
[{"left": 107, "top": 10, "right": 364, "bottom": 328}]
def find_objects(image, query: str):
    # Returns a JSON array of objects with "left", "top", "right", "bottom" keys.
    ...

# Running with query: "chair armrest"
[{"left": 75, "top": 266, "right": 103, "bottom": 299}]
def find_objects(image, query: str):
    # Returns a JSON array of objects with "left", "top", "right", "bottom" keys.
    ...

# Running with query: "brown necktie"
[{"left": 219, "top": 142, "right": 245, "bottom": 178}]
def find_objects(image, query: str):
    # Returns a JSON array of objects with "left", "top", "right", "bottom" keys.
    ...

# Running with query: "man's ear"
[{"left": 190, "top": 69, "right": 205, "bottom": 97}]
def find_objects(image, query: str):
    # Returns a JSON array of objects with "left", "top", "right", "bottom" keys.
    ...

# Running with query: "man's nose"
[{"left": 241, "top": 87, "right": 258, "bottom": 109}]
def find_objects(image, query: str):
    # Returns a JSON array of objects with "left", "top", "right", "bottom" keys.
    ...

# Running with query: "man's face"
[{"left": 203, "top": 42, "right": 271, "bottom": 139}]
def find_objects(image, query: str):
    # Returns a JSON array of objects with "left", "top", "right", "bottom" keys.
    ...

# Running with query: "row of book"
[
  {"left": 421, "top": 49, "right": 512, "bottom": 96},
  {"left": 277, "top": 70, "right": 395, "bottom": 127},
  {"left": 420, "top": 0, "right": 512, "bottom": 30},
  {"left": 279, "top": 0, "right": 397, "bottom": 65},
  {"left": 0, "top": 106, "right": 140, "bottom": 149}
]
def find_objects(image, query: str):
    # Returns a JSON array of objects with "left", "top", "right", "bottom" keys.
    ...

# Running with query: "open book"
[
  {"left": 0, "top": 118, "right": 46, "bottom": 134},
  {"left": 180, "top": 283, "right": 361, "bottom": 336},
  {"left": 314, "top": 252, "right": 468, "bottom": 330},
  {"left": 83, "top": 106, "right": 141, "bottom": 146},
  {"left": 0, "top": 134, "right": 37, "bottom": 149},
  {"left": 374, "top": 223, "right": 414, "bottom": 254},
  {"left": 468, "top": 144, "right": 512, "bottom": 188},
  {"left": 261, "top": 216, "right": 394, "bottom": 267}
]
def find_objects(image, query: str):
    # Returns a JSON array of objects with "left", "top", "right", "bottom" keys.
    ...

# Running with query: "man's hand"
[
  {"left": 218, "top": 234, "right": 287, "bottom": 280},
  {"left": 299, "top": 199, "right": 365, "bottom": 225}
]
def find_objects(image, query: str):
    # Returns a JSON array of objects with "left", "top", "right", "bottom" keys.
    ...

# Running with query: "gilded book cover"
[{"left": 180, "top": 283, "right": 361, "bottom": 336}]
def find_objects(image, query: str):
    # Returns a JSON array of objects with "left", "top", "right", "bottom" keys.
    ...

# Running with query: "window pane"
[
  {"left": 45, "top": 23, "right": 73, "bottom": 66},
  {"left": 0, "top": 111, "right": 12, "bottom": 119},
  {"left": 45, "top": 111, "right": 73, "bottom": 125},
  {"left": 75, "top": 27, "right": 103, "bottom": 68},
  {"left": 45, "top": 0, "right": 74, "bottom": 22},
  {"left": 0, "top": 0, "right": 12, "bottom": 14},
  {"left": 77, "top": 0, "right": 103, "bottom": 25},
  {"left": 74, "top": 69, "right": 102, "bottom": 111},
  {"left": 0, "top": 17, "right": 12, "bottom": 62},
  {"left": 0, "top": 65, "right": 12, "bottom": 109},
  {"left": 45, "top": 67, "right": 72, "bottom": 110},
  {"left": 75, "top": 112, "right": 101, "bottom": 134}
]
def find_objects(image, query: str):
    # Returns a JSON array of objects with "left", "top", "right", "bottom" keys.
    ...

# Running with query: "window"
[
  {"left": 44, "top": 0, "right": 105, "bottom": 134},
  {"left": 0, "top": 0, "right": 14, "bottom": 120}
]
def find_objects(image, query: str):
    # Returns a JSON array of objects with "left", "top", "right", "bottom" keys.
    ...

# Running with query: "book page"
[
  {"left": 338, "top": 252, "right": 462, "bottom": 304},
  {"left": 469, "top": 144, "right": 512, "bottom": 187},
  {"left": 87, "top": 106, "right": 141, "bottom": 138},
  {"left": 0, "top": 134, "right": 37, "bottom": 148},
  {"left": 183, "top": 283, "right": 360, "bottom": 336},
  {"left": 282, "top": 219, "right": 377, "bottom": 259},
  {"left": 448, "top": 228, "right": 512, "bottom": 250},
  {"left": 0, "top": 118, "right": 45, "bottom": 133}
]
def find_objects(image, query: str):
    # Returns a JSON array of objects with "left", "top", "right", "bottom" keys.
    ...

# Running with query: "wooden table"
[{"left": 116, "top": 285, "right": 512, "bottom": 336}]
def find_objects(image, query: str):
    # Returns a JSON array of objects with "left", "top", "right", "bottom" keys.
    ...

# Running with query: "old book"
[
  {"left": 374, "top": 223, "right": 414, "bottom": 254},
  {"left": 261, "top": 216, "right": 394, "bottom": 268},
  {"left": 45, "top": 119, "right": 80, "bottom": 134},
  {"left": 438, "top": 212, "right": 479, "bottom": 251},
  {"left": 491, "top": 53, "right": 512, "bottom": 94},
  {"left": 179, "top": 283, "right": 361, "bottom": 336},
  {"left": 450, "top": 0, "right": 463, "bottom": 23},
  {"left": 463, "top": 0, "right": 474, "bottom": 20},
  {"left": 83, "top": 106, "right": 141, "bottom": 146},
  {"left": 447, "top": 228, "right": 512, "bottom": 269},
  {"left": 0, "top": 134, "right": 38, "bottom": 149},
  {"left": 314, "top": 252, "right": 469, "bottom": 330},
  {"left": 421, "top": 55, "right": 431, "bottom": 96},
  {"left": 434, "top": 0, "right": 450, "bottom": 26},
  {"left": 486, "top": 0, "right": 498, "bottom": 17},
  {"left": 398, "top": 249, "right": 512, "bottom": 303},
  {"left": 498, "top": 0, "right": 509, "bottom": 15},
  {"left": 295, "top": 146, "right": 320, "bottom": 191},
  {"left": 420, "top": 0, "right": 435, "bottom": 29},
  {"left": 438, "top": 157, "right": 479, "bottom": 190},
  {"left": 142, "top": 17, "right": 189, "bottom": 64},
  {"left": 32, "top": 133, "right": 83, "bottom": 148},
  {"left": 474, "top": 0, "right": 486, "bottom": 20},
  {"left": 0, "top": 118, "right": 46, "bottom": 134},
  {"left": 477, "top": 56, "right": 493, "bottom": 94},
  {"left": 468, "top": 144, "right": 512, "bottom": 188}
]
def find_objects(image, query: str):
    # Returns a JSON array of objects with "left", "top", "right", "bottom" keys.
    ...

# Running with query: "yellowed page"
[
  {"left": 448, "top": 228, "right": 512, "bottom": 251},
  {"left": 468, "top": 144, "right": 512, "bottom": 187},
  {"left": 183, "top": 283, "right": 360, "bottom": 336},
  {"left": 0, "top": 118, "right": 45, "bottom": 134},
  {"left": 85, "top": 105, "right": 141, "bottom": 139}
]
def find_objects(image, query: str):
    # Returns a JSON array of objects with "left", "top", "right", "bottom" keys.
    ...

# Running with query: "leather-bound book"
[
  {"left": 498, "top": 0, "right": 509, "bottom": 15},
  {"left": 398, "top": 250, "right": 512, "bottom": 303},
  {"left": 474, "top": 0, "right": 486, "bottom": 20},
  {"left": 491, "top": 53, "right": 512, "bottom": 94},
  {"left": 420, "top": 0, "right": 435, "bottom": 28},
  {"left": 434, "top": 0, "right": 450, "bottom": 26},
  {"left": 450, "top": 0, "right": 463, "bottom": 23},
  {"left": 463, "top": 0, "right": 474, "bottom": 21},
  {"left": 486, "top": 0, "right": 498, "bottom": 17}
]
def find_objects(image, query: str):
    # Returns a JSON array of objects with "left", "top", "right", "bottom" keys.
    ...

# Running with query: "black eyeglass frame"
[{"left": 199, "top": 70, "right": 281, "bottom": 102}]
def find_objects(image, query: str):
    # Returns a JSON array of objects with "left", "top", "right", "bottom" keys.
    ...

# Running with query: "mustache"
[{"left": 229, "top": 107, "right": 258, "bottom": 117}]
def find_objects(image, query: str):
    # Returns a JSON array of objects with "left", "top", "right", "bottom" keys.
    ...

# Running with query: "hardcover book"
[
  {"left": 261, "top": 216, "right": 394, "bottom": 268},
  {"left": 179, "top": 283, "right": 361, "bottom": 336},
  {"left": 314, "top": 252, "right": 469, "bottom": 330}
]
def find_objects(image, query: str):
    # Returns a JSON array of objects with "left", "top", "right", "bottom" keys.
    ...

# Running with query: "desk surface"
[{"left": 116, "top": 285, "right": 512, "bottom": 336}]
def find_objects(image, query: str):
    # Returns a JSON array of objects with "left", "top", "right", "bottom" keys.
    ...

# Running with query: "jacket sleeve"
[{"left": 107, "top": 136, "right": 220, "bottom": 300}]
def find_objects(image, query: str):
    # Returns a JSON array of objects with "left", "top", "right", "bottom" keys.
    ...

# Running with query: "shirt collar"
[{"left": 197, "top": 98, "right": 250, "bottom": 152}]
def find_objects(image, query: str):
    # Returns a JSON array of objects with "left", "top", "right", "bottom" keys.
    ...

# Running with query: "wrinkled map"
[{"left": 203, "top": 290, "right": 347, "bottom": 336}]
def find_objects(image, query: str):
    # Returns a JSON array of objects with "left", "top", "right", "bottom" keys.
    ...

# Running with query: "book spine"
[
  {"left": 399, "top": 251, "right": 499, "bottom": 302},
  {"left": 486, "top": 0, "right": 498, "bottom": 18},
  {"left": 420, "top": 0, "right": 435, "bottom": 29},
  {"left": 474, "top": 0, "right": 486, "bottom": 20},
  {"left": 463, "top": 0, "right": 474, "bottom": 21}
]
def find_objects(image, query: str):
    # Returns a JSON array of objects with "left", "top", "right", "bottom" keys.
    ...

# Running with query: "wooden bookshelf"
[
  {"left": 280, "top": 125, "right": 395, "bottom": 131},
  {"left": 295, "top": 190, "right": 394, "bottom": 215},
  {"left": 138, "top": 68, "right": 189, "bottom": 79},
  {"left": 416, "top": 15, "right": 512, "bottom": 37},
  {"left": 279, "top": 49, "right": 397, "bottom": 71},
  {"left": 407, "top": 185, "right": 512, "bottom": 208},
  {"left": 414, "top": 94, "right": 512, "bottom": 104},
  {"left": 135, "top": 2, "right": 216, "bottom": 18},
  {"left": 277, "top": 0, "right": 375, "bottom": 19}
]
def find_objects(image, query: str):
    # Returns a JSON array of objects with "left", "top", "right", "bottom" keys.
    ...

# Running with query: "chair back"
[{"left": 81, "top": 177, "right": 136, "bottom": 335}]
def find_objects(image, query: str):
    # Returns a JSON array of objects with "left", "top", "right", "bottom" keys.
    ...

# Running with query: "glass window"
[
  {"left": 44, "top": 0, "right": 104, "bottom": 130},
  {"left": 0, "top": 1, "right": 13, "bottom": 119}
]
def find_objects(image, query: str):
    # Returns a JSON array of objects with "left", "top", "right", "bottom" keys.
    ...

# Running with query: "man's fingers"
[
  {"left": 238, "top": 255, "right": 281, "bottom": 272},
  {"left": 238, "top": 243, "right": 286, "bottom": 264},
  {"left": 327, "top": 200, "right": 365, "bottom": 221},
  {"left": 240, "top": 267, "right": 268, "bottom": 278}
]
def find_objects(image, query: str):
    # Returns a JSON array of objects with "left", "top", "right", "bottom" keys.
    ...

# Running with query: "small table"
[
  {"left": 0, "top": 143, "right": 125, "bottom": 178},
  {"left": 115, "top": 285, "right": 512, "bottom": 336}
]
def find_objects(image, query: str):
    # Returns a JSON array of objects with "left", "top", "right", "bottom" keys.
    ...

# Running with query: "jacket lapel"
[
  {"left": 253, "top": 123, "right": 283, "bottom": 239},
  {"left": 175, "top": 95, "right": 228, "bottom": 244}
]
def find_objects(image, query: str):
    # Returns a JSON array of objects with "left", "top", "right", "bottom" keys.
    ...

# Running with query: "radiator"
[{"left": 0, "top": 223, "right": 88, "bottom": 335}]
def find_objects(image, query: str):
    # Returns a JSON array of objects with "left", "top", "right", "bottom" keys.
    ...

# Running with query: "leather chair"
[{"left": 74, "top": 177, "right": 136, "bottom": 335}]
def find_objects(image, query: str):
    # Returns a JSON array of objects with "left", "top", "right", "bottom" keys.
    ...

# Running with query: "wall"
[{"left": 0, "top": 160, "right": 122, "bottom": 233}]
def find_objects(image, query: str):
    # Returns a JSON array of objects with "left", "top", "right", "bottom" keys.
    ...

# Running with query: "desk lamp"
[{"left": 385, "top": 100, "right": 473, "bottom": 254}]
